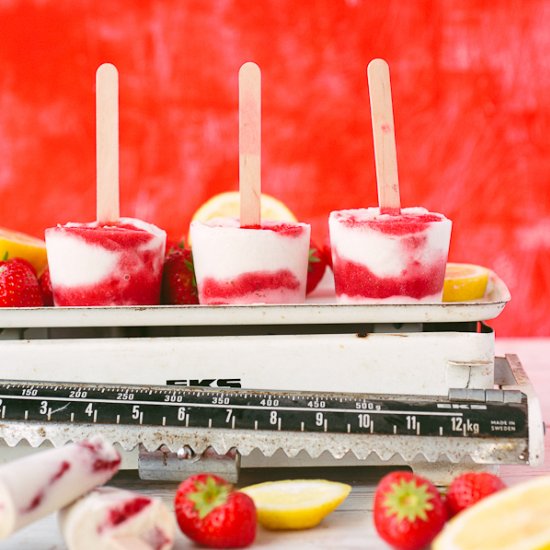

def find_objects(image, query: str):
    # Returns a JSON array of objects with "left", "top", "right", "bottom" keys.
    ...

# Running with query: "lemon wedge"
[
  {"left": 0, "top": 227, "right": 48, "bottom": 275},
  {"left": 433, "top": 476, "right": 550, "bottom": 550},
  {"left": 241, "top": 479, "right": 351, "bottom": 530},
  {"left": 442, "top": 263, "right": 489, "bottom": 302}
]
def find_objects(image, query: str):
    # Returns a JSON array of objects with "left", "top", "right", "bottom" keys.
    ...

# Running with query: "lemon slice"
[
  {"left": 442, "top": 263, "right": 489, "bottom": 302},
  {"left": 433, "top": 476, "right": 550, "bottom": 550},
  {"left": 191, "top": 191, "right": 298, "bottom": 224},
  {"left": 241, "top": 479, "right": 351, "bottom": 530},
  {"left": 188, "top": 191, "right": 298, "bottom": 245},
  {"left": 0, "top": 227, "right": 48, "bottom": 275}
]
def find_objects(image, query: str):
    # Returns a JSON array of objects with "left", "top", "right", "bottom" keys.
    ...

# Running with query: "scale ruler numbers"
[{"left": 0, "top": 380, "right": 528, "bottom": 439}]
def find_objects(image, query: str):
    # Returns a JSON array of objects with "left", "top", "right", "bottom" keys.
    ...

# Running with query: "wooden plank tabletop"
[{"left": 3, "top": 337, "right": 549, "bottom": 549}]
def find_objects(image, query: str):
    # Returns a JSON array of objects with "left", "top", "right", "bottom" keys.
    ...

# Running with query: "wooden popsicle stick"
[
  {"left": 96, "top": 63, "right": 120, "bottom": 223},
  {"left": 239, "top": 62, "right": 261, "bottom": 227},
  {"left": 367, "top": 59, "right": 401, "bottom": 215}
]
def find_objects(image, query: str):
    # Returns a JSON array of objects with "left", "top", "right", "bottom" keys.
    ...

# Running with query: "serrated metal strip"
[{"left": 0, "top": 421, "right": 529, "bottom": 465}]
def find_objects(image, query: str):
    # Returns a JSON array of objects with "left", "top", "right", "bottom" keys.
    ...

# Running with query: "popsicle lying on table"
[
  {"left": 0, "top": 436, "right": 121, "bottom": 539},
  {"left": 45, "top": 218, "right": 166, "bottom": 306},
  {"left": 329, "top": 207, "right": 451, "bottom": 303},
  {"left": 59, "top": 487, "right": 175, "bottom": 550}
]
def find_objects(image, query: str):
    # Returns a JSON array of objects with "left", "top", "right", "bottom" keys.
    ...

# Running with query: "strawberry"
[
  {"left": 306, "top": 241, "right": 327, "bottom": 295},
  {"left": 373, "top": 471, "right": 447, "bottom": 550},
  {"left": 39, "top": 267, "right": 54, "bottom": 306},
  {"left": 322, "top": 240, "right": 333, "bottom": 270},
  {"left": 174, "top": 473, "right": 256, "bottom": 548},
  {"left": 0, "top": 255, "right": 43, "bottom": 307},
  {"left": 161, "top": 242, "right": 199, "bottom": 305},
  {"left": 164, "top": 237, "right": 184, "bottom": 255},
  {"left": 445, "top": 471, "right": 505, "bottom": 517}
]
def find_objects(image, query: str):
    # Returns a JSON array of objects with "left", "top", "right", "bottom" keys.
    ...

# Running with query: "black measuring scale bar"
[{"left": 0, "top": 380, "right": 528, "bottom": 440}]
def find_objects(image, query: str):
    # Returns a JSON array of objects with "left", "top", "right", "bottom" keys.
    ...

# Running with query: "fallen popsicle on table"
[
  {"left": 329, "top": 59, "right": 452, "bottom": 303},
  {"left": 45, "top": 63, "right": 166, "bottom": 306},
  {"left": 59, "top": 487, "right": 175, "bottom": 550},
  {"left": 0, "top": 436, "right": 121, "bottom": 540},
  {"left": 190, "top": 62, "right": 310, "bottom": 305}
]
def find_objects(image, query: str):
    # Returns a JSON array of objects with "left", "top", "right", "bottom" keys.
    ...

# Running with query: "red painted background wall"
[{"left": 0, "top": 1, "right": 548, "bottom": 335}]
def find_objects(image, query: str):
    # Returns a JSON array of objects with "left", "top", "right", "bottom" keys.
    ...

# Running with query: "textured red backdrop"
[{"left": 0, "top": 1, "right": 549, "bottom": 335}]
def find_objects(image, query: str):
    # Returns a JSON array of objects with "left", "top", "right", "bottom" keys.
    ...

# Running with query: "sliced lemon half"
[
  {"left": 0, "top": 227, "right": 48, "bottom": 275},
  {"left": 191, "top": 191, "right": 298, "bottom": 223},
  {"left": 241, "top": 479, "right": 351, "bottom": 530},
  {"left": 188, "top": 191, "right": 298, "bottom": 245},
  {"left": 433, "top": 475, "right": 550, "bottom": 550},
  {"left": 442, "top": 263, "right": 489, "bottom": 302}
]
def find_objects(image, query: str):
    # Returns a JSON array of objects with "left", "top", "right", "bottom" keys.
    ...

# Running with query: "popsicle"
[
  {"left": 190, "top": 62, "right": 310, "bottom": 305},
  {"left": 329, "top": 207, "right": 451, "bottom": 302},
  {"left": 191, "top": 217, "right": 311, "bottom": 304},
  {"left": 329, "top": 59, "right": 452, "bottom": 303},
  {"left": 45, "top": 64, "right": 166, "bottom": 306},
  {"left": 0, "top": 436, "right": 121, "bottom": 539},
  {"left": 46, "top": 218, "right": 166, "bottom": 306},
  {"left": 59, "top": 487, "right": 176, "bottom": 550}
]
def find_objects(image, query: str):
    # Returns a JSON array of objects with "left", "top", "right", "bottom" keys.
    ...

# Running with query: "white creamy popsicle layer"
[
  {"left": 59, "top": 487, "right": 175, "bottom": 550},
  {"left": 0, "top": 436, "right": 121, "bottom": 539},
  {"left": 329, "top": 207, "right": 452, "bottom": 303},
  {"left": 190, "top": 218, "right": 311, "bottom": 305}
]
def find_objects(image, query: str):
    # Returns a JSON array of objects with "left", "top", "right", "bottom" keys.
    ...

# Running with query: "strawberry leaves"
[
  {"left": 383, "top": 478, "right": 435, "bottom": 522},
  {"left": 187, "top": 476, "right": 231, "bottom": 519}
]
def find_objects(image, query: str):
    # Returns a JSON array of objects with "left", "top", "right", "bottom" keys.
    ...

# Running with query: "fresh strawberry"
[
  {"left": 373, "top": 471, "right": 447, "bottom": 550},
  {"left": 445, "top": 471, "right": 505, "bottom": 517},
  {"left": 164, "top": 237, "right": 181, "bottom": 255},
  {"left": 174, "top": 473, "right": 256, "bottom": 548},
  {"left": 322, "top": 240, "right": 333, "bottom": 270},
  {"left": 161, "top": 242, "right": 199, "bottom": 305},
  {"left": 39, "top": 267, "right": 54, "bottom": 306},
  {"left": 0, "top": 255, "right": 43, "bottom": 307},
  {"left": 306, "top": 241, "right": 327, "bottom": 295}
]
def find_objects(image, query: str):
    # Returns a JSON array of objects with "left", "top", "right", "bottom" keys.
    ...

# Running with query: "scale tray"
[{"left": 0, "top": 270, "right": 509, "bottom": 328}]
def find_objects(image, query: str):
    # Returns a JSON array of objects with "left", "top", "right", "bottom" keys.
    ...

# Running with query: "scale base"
[
  {"left": 0, "top": 354, "right": 543, "bottom": 485},
  {"left": 136, "top": 446, "right": 504, "bottom": 486}
]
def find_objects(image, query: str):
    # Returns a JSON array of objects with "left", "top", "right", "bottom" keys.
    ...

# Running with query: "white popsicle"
[
  {"left": 190, "top": 61, "right": 311, "bottom": 305},
  {"left": 0, "top": 436, "right": 121, "bottom": 539},
  {"left": 59, "top": 487, "right": 176, "bottom": 550}
]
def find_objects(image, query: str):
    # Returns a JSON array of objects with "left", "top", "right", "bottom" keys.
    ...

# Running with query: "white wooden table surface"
[{"left": 3, "top": 337, "right": 549, "bottom": 549}]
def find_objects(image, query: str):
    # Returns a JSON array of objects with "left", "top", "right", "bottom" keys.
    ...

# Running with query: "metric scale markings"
[{"left": 0, "top": 380, "right": 528, "bottom": 439}]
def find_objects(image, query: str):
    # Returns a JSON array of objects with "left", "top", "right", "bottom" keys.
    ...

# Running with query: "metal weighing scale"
[{"left": 0, "top": 271, "right": 544, "bottom": 484}]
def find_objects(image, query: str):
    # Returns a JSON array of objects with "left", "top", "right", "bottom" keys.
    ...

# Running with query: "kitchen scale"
[{"left": 0, "top": 271, "right": 544, "bottom": 484}]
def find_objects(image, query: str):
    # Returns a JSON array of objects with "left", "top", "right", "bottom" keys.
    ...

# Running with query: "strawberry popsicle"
[
  {"left": 329, "top": 207, "right": 452, "bottom": 303},
  {"left": 190, "top": 218, "right": 311, "bottom": 305},
  {"left": 0, "top": 436, "right": 121, "bottom": 539},
  {"left": 59, "top": 487, "right": 175, "bottom": 550},
  {"left": 45, "top": 217, "right": 166, "bottom": 306}
]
